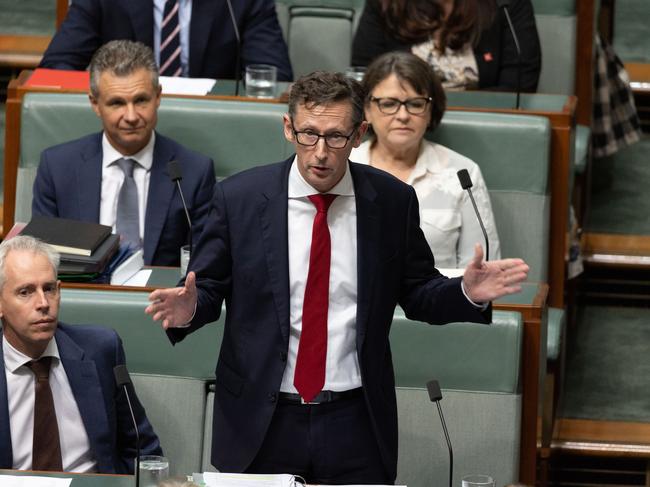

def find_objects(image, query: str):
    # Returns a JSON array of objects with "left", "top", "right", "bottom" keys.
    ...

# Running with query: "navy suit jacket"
[
  {"left": 39, "top": 0, "right": 293, "bottom": 81},
  {"left": 169, "top": 158, "right": 490, "bottom": 480},
  {"left": 0, "top": 323, "right": 161, "bottom": 473},
  {"left": 32, "top": 132, "right": 215, "bottom": 266}
]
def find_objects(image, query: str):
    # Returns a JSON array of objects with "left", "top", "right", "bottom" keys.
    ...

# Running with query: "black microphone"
[
  {"left": 427, "top": 380, "right": 453, "bottom": 487},
  {"left": 497, "top": 0, "right": 522, "bottom": 109},
  {"left": 114, "top": 365, "right": 140, "bottom": 487},
  {"left": 457, "top": 169, "right": 490, "bottom": 261},
  {"left": 225, "top": 0, "right": 242, "bottom": 96},
  {"left": 167, "top": 160, "right": 193, "bottom": 252}
]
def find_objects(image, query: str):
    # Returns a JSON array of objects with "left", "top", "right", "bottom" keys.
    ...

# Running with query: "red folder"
[{"left": 25, "top": 68, "right": 90, "bottom": 91}]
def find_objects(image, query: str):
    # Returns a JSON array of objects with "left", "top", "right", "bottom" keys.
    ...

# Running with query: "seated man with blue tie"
[
  {"left": 32, "top": 40, "right": 215, "bottom": 266},
  {"left": 0, "top": 235, "right": 161, "bottom": 473},
  {"left": 39, "top": 0, "right": 293, "bottom": 81},
  {"left": 146, "top": 71, "right": 530, "bottom": 484}
]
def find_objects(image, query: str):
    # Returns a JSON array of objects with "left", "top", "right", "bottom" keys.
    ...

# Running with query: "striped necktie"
[{"left": 160, "top": 0, "right": 182, "bottom": 76}]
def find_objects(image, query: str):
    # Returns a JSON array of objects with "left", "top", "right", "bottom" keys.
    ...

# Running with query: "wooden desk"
[{"left": 0, "top": 469, "right": 132, "bottom": 486}]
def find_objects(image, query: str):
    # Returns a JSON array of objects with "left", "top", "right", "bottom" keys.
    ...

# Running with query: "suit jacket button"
[{"left": 268, "top": 392, "right": 277, "bottom": 403}]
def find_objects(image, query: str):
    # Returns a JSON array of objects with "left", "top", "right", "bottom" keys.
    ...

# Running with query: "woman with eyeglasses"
[
  {"left": 350, "top": 51, "right": 500, "bottom": 268},
  {"left": 352, "top": 0, "right": 540, "bottom": 92}
]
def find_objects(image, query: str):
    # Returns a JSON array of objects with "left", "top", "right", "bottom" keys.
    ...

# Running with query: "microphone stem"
[
  {"left": 436, "top": 401, "right": 453, "bottom": 487},
  {"left": 225, "top": 0, "right": 242, "bottom": 96},
  {"left": 123, "top": 386, "right": 141, "bottom": 487},
  {"left": 466, "top": 187, "right": 490, "bottom": 261},
  {"left": 502, "top": 6, "right": 522, "bottom": 110},
  {"left": 175, "top": 180, "right": 193, "bottom": 252}
]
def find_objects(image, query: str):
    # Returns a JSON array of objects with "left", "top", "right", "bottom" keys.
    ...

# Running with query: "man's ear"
[
  {"left": 282, "top": 114, "right": 295, "bottom": 143},
  {"left": 89, "top": 93, "right": 101, "bottom": 118},
  {"left": 352, "top": 121, "right": 369, "bottom": 148}
]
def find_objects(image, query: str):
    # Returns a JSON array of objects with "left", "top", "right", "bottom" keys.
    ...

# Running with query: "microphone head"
[
  {"left": 426, "top": 379, "right": 443, "bottom": 402},
  {"left": 457, "top": 169, "right": 473, "bottom": 190},
  {"left": 167, "top": 160, "right": 183, "bottom": 182},
  {"left": 114, "top": 365, "right": 132, "bottom": 387},
  {"left": 496, "top": 0, "right": 511, "bottom": 7}
]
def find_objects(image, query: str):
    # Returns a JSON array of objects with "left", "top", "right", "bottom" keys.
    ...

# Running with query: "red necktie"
[
  {"left": 26, "top": 357, "right": 63, "bottom": 471},
  {"left": 294, "top": 194, "right": 338, "bottom": 402}
]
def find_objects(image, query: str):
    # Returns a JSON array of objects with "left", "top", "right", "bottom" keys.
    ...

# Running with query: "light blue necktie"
[{"left": 116, "top": 158, "right": 142, "bottom": 249}]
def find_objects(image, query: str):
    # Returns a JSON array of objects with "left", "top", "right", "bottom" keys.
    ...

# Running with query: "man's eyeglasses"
[
  {"left": 369, "top": 96, "right": 432, "bottom": 115},
  {"left": 291, "top": 120, "right": 357, "bottom": 149}
]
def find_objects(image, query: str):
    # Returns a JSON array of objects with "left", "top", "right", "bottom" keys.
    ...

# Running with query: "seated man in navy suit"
[
  {"left": 0, "top": 235, "right": 161, "bottom": 473},
  {"left": 39, "top": 0, "right": 293, "bottom": 81},
  {"left": 33, "top": 40, "right": 215, "bottom": 266},
  {"left": 146, "top": 71, "right": 530, "bottom": 484}
]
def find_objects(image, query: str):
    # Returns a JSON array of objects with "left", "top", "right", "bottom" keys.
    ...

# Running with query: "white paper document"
[
  {"left": 160, "top": 76, "right": 216, "bottom": 95},
  {"left": 202, "top": 472, "right": 298, "bottom": 487},
  {"left": 0, "top": 476, "right": 72, "bottom": 487}
]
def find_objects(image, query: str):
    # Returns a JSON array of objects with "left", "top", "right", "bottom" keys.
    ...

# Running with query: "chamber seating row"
[{"left": 60, "top": 288, "right": 523, "bottom": 486}]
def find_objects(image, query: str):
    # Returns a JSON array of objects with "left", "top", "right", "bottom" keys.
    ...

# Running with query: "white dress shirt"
[
  {"left": 3, "top": 336, "right": 97, "bottom": 472},
  {"left": 280, "top": 160, "right": 362, "bottom": 393},
  {"left": 153, "top": 0, "right": 192, "bottom": 77},
  {"left": 99, "top": 132, "right": 155, "bottom": 240}
]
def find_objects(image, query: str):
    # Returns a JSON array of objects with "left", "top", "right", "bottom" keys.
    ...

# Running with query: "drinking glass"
[
  {"left": 344, "top": 66, "right": 366, "bottom": 82},
  {"left": 180, "top": 244, "right": 190, "bottom": 277},
  {"left": 139, "top": 455, "right": 169, "bottom": 487},
  {"left": 245, "top": 64, "right": 277, "bottom": 98},
  {"left": 461, "top": 474, "right": 495, "bottom": 487}
]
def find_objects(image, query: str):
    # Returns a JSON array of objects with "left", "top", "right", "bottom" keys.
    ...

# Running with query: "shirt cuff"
[
  {"left": 175, "top": 301, "right": 197, "bottom": 328},
  {"left": 461, "top": 280, "right": 490, "bottom": 311}
]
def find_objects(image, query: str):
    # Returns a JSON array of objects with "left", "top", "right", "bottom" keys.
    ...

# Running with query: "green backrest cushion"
[
  {"left": 534, "top": 14, "right": 577, "bottom": 95},
  {"left": 431, "top": 111, "right": 551, "bottom": 281},
  {"left": 531, "top": 0, "right": 575, "bottom": 16},
  {"left": 391, "top": 309, "right": 523, "bottom": 393},
  {"left": 59, "top": 288, "right": 224, "bottom": 378}
]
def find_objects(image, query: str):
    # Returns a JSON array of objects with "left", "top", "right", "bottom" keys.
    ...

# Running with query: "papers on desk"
[
  {"left": 0, "top": 475, "right": 72, "bottom": 487},
  {"left": 160, "top": 76, "right": 216, "bottom": 95},
  {"left": 201, "top": 472, "right": 298, "bottom": 487}
]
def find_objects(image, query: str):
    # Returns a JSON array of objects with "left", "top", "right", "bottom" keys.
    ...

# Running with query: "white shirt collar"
[
  {"left": 288, "top": 156, "right": 355, "bottom": 198},
  {"left": 101, "top": 131, "right": 156, "bottom": 171},
  {"left": 2, "top": 333, "right": 60, "bottom": 374}
]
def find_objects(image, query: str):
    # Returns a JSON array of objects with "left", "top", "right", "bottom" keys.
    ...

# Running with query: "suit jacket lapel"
[
  {"left": 0, "top": 336, "right": 13, "bottom": 468},
  {"left": 122, "top": 0, "right": 155, "bottom": 46},
  {"left": 56, "top": 328, "right": 114, "bottom": 473},
  {"left": 144, "top": 134, "right": 176, "bottom": 264},
  {"left": 189, "top": 0, "right": 220, "bottom": 77},
  {"left": 77, "top": 134, "right": 103, "bottom": 222},
  {"left": 258, "top": 160, "right": 292, "bottom": 347},
  {"left": 350, "top": 163, "right": 380, "bottom": 351}
]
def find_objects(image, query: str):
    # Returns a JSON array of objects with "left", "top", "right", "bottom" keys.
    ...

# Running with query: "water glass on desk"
[
  {"left": 462, "top": 474, "right": 495, "bottom": 487},
  {"left": 245, "top": 64, "right": 277, "bottom": 98},
  {"left": 140, "top": 455, "right": 169, "bottom": 486},
  {"left": 180, "top": 244, "right": 190, "bottom": 277}
]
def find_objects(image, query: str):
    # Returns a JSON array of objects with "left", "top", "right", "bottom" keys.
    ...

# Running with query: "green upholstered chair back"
[
  {"left": 390, "top": 309, "right": 523, "bottom": 487},
  {"left": 18, "top": 92, "right": 292, "bottom": 222},
  {"left": 59, "top": 288, "right": 225, "bottom": 476},
  {"left": 275, "top": 0, "right": 366, "bottom": 77},
  {"left": 531, "top": 0, "right": 577, "bottom": 95},
  {"left": 430, "top": 111, "right": 552, "bottom": 282}
]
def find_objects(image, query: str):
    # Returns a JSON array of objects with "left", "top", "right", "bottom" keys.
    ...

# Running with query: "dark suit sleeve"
[
  {"left": 39, "top": 0, "right": 104, "bottom": 70},
  {"left": 241, "top": 0, "right": 293, "bottom": 81},
  {"left": 112, "top": 333, "right": 162, "bottom": 473},
  {"left": 189, "top": 158, "right": 216, "bottom": 248},
  {"left": 398, "top": 187, "right": 490, "bottom": 325},
  {"left": 352, "top": 0, "right": 404, "bottom": 67},
  {"left": 32, "top": 149, "right": 61, "bottom": 217},
  {"left": 483, "top": 0, "right": 541, "bottom": 92}
]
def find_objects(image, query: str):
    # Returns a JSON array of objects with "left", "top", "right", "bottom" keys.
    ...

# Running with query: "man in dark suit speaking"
[
  {"left": 146, "top": 71, "right": 529, "bottom": 484},
  {"left": 39, "top": 0, "right": 293, "bottom": 81},
  {"left": 0, "top": 235, "right": 161, "bottom": 473},
  {"left": 32, "top": 40, "right": 215, "bottom": 266}
]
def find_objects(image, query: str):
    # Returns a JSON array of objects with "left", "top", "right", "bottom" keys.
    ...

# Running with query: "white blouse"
[{"left": 350, "top": 140, "right": 501, "bottom": 268}]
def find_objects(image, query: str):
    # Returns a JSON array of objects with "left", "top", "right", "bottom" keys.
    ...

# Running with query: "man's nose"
[
  {"left": 124, "top": 103, "right": 138, "bottom": 122},
  {"left": 314, "top": 137, "right": 329, "bottom": 159},
  {"left": 35, "top": 290, "right": 50, "bottom": 310}
]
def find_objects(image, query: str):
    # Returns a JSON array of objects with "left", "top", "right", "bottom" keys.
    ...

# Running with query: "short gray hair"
[
  {"left": 89, "top": 40, "right": 159, "bottom": 98},
  {"left": 0, "top": 236, "right": 60, "bottom": 290}
]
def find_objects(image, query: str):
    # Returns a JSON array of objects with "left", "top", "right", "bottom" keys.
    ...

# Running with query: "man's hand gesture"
[
  {"left": 146, "top": 272, "right": 198, "bottom": 330},
  {"left": 463, "top": 244, "right": 529, "bottom": 303}
]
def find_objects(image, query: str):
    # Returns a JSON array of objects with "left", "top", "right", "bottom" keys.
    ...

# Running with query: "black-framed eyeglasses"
[
  {"left": 369, "top": 96, "right": 432, "bottom": 115},
  {"left": 291, "top": 120, "right": 358, "bottom": 149}
]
